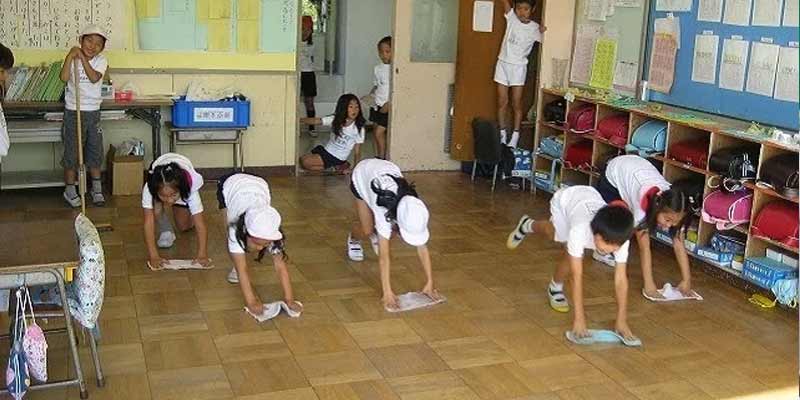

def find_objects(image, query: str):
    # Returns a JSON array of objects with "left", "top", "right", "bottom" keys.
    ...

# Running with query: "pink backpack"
[{"left": 701, "top": 189, "right": 753, "bottom": 230}]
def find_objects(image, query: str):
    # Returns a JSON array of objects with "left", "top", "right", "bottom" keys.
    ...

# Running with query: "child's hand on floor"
[
  {"left": 571, "top": 320, "right": 589, "bottom": 338},
  {"left": 422, "top": 283, "right": 442, "bottom": 301},
  {"left": 642, "top": 286, "right": 664, "bottom": 300},
  {"left": 149, "top": 256, "right": 166, "bottom": 269},
  {"left": 383, "top": 292, "right": 399, "bottom": 311},
  {"left": 246, "top": 301, "right": 264, "bottom": 315},
  {"left": 677, "top": 280, "right": 692, "bottom": 295},
  {"left": 193, "top": 257, "right": 212, "bottom": 267},
  {"left": 615, "top": 321, "right": 636, "bottom": 342},
  {"left": 285, "top": 300, "right": 303, "bottom": 313}
]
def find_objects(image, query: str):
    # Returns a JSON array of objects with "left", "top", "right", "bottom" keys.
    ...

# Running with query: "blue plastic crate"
[
  {"left": 695, "top": 246, "right": 735, "bottom": 267},
  {"left": 172, "top": 97, "right": 250, "bottom": 128},
  {"left": 742, "top": 257, "right": 798, "bottom": 288}
]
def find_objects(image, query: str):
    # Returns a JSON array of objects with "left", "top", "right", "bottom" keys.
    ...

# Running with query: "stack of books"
[{"left": 5, "top": 62, "right": 67, "bottom": 102}]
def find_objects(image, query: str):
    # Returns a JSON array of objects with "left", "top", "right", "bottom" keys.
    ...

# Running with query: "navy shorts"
[
  {"left": 369, "top": 107, "right": 389, "bottom": 128},
  {"left": 596, "top": 174, "right": 622, "bottom": 203},
  {"left": 311, "top": 145, "right": 346, "bottom": 169}
]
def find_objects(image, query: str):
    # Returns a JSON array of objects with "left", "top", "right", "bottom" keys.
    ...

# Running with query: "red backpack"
[
  {"left": 564, "top": 140, "right": 593, "bottom": 169},
  {"left": 595, "top": 115, "right": 628, "bottom": 146},
  {"left": 669, "top": 139, "right": 710, "bottom": 169},
  {"left": 751, "top": 201, "right": 799, "bottom": 248},
  {"left": 567, "top": 105, "right": 596, "bottom": 134}
]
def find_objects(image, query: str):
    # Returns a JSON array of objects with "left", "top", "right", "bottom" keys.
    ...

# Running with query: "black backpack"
[
  {"left": 709, "top": 147, "right": 759, "bottom": 180},
  {"left": 543, "top": 99, "right": 566, "bottom": 125},
  {"left": 671, "top": 177, "right": 705, "bottom": 213},
  {"left": 758, "top": 153, "right": 799, "bottom": 197}
]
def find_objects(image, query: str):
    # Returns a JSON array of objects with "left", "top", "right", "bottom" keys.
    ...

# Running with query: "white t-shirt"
[
  {"left": 351, "top": 159, "right": 403, "bottom": 240},
  {"left": 321, "top": 115, "right": 365, "bottom": 161},
  {"left": 0, "top": 101, "right": 8, "bottom": 157},
  {"left": 551, "top": 186, "right": 630, "bottom": 263},
  {"left": 222, "top": 174, "right": 273, "bottom": 253},
  {"left": 299, "top": 41, "right": 315, "bottom": 72},
  {"left": 141, "top": 153, "right": 205, "bottom": 215},
  {"left": 605, "top": 155, "right": 671, "bottom": 225},
  {"left": 64, "top": 53, "right": 108, "bottom": 111},
  {"left": 373, "top": 63, "right": 392, "bottom": 107},
  {"left": 497, "top": 9, "right": 542, "bottom": 65}
]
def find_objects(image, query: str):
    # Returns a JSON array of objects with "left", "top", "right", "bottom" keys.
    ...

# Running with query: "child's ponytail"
[
  {"left": 371, "top": 175, "right": 418, "bottom": 222},
  {"left": 643, "top": 187, "right": 697, "bottom": 237},
  {"left": 146, "top": 162, "right": 191, "bottom": 205}
]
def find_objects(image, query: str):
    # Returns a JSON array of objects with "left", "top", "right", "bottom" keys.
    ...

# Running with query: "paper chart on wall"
[
  {"left": 783, "top": 0, "right": 799, "bottom": 26},
  {"left": 613, "top": 61, "right": 639, "bottom": 90},
  {"left": 616, "top": 0, "right": 642, "bottom": 7},
  {"left": 656, "top": 0, "right": 692, "bottom": 12},
  {"left": 648, "top": 34, "right": 679, "bottom": 93},
  {"left": 719, "top": 38, "right": 750, "bottom": 91},
  {"left": 570, "top": 25, "right": 603, "bottom": 84},
  {"left": 607, "top": 0, "right": 616, "bottom": 16},
  {"left": 587, "top": 0, "right": 609, "bottom": 21},
  {"left": 723, "top": 0, "right": 753, "bottom": 26},
  {"left": 655, "top": 17, "right": 681, "bottom": 48},
  {"left": 472, "top": 1, "right": 494, "bottom": 32},
  {"left": 752, "top": 0, "right": 783, "bottom": 26},
  {"left": 589, "top": 38, "right": 618, "bottom": 89},
  {"left": 698, "top": 0, "right": 724, "bottom": 22},
  {"left": 774, "top": 46, "right": 799, "bottom": 102},
  {"left": 691, "top": 34, "right": 720, "bottom": 84},
  {"left": 746, "top": 41, "right": 780, "bottom": 96}
]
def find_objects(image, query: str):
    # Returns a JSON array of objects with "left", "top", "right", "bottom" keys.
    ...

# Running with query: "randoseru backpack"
[
  {"left": 751, "top": 201, "right": 799, "bottom": 248},
  {"left": 709, "top": 147, "right": 759, "bottom": 181},
  {"left": 701, "top": 189, "right": 753, "bottom": 230},
  {"left": 538, "top": 135, "right": 564, "bottom": 159},
  {"left": 625, "top": 120, "right": 667, "bottom": 157},
  {"left": 758, "top": 153, "right": 799, "bottom": 198},
  {"left": 669, "top": 139, "right": 709, "bottom": 169},
  {"left": 564, "top": 140, "right": 593, "bottom": 169},
  {"left": 566, "top": 105, "right": 596, "bottom": 134},
  {"left": 544, "top": 99, "right": 567, "bottom": 125},
  {"left": 595, "top": 115, "right": 629, "bottom": 147}
]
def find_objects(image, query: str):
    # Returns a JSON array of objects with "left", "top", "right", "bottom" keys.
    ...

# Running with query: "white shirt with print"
[
  {"left": 141, "top": 153, "right": 205, "bottom": 215},
  {"left": 351, "top": 159, "right": 403, "bottom": 240},
  {"left": 222, "top": 174, "right": 273, "bottom": 254},
  {"left": 321, "top": 115, "right": 365, "bottom": 161},
  {"left": 65, "top": 53, "right": 108, "bottom": 111},
  {"left": 497, "top": 9, "right": 542, "bottom": 65},
  {"left": 605, "top": 155, "right": 671, "bottom": 225},
  {"left": 373, "top": 63, "right": 392, "bottom": 107}
]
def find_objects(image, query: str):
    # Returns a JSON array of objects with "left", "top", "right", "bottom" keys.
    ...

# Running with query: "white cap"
[
  {"left": 397, "top": 196, "right": 430, "bottom": 246},
  {"left": 245, "top": 207, "right": 283, "bottom": 241},
  {"left": 80, "top": 25, "right": 108, "bottom": 41}
]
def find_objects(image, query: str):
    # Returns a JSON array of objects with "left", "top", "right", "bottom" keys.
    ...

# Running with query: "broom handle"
[{"left": 73, "top": 59, "right": 86, "bottom": 215}]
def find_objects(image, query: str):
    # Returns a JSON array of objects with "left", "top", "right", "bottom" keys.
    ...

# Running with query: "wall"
[
  {"left": 4, "top": 71, "right": 297, "bottom": 171},
  {"left": 389, "top": 0, "right": 459, "bottom": 171},
  {"left": 538, "top": 2, "right": 577, "bottom": 91}
]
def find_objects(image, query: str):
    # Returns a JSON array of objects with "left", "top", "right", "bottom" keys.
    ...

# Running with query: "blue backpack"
[
  {"left": 538, "top": 135, "right": 564, "bottom": 159},
  {"left": 625, "top": 120, "right": 667, "bottom": 156}
]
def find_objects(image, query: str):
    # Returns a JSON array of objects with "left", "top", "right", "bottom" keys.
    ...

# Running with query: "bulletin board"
[
  {"left": 644, "top": 0, "right": 799, "bottom": 130},
  {"left": 570, "top": 0, "right": 649, "bottom": 96},
  {"left": 0, "top": 0, "right": 299, "bottom": 71}
]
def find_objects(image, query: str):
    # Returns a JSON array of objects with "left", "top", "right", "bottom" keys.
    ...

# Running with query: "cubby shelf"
[
  {"left": 652, "top": 155, "right": 711, "bottom": 176},
  {"left": 539, "top": 121, "right": 566, "bottom": 132},
  {"left": 743, "top": 181, "right": 799, "bottom": 204},
  {"left": 749, "top": 234, "right": 800, "bottom": 254}
]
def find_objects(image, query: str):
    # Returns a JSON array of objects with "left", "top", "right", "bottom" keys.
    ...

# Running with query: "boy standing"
[
  {"left": 495, "top": 0, "right": 545, "bottom": 148},
  {"left": 507, "top": 186, "right": 638, "bottom": 342},
  {"left": 0, "top": 43, "right": 14, "bottom": 158},
  {"left": 367, "top": 36, "right": 392, "bottom": 160},
  {"left": 60, "top": 25, "right": 108, "bottom": 207}
]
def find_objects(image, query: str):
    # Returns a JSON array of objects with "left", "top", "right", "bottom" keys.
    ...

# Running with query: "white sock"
[
  {"left": 91, "top": 178, "right": 103, "bottom": 194},
  {"left": 522, "top": 219, "right": 535, "bottom": 234},
  {"left": 500, "top": 129, "right": 508, "bottom": 145},
  {"left": 65, "top": 184, "right": 78, "bottom": 198},
  {"left": 508, "top": 131, "right": 520, "bottom": 148},
  {"left": 549, "top": 280, "right": 564, "bottom": 292}
]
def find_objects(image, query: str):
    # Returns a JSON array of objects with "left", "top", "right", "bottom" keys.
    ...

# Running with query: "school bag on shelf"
[
  {"left": 758, "top": 153, "right": 799, "bottom": 198},
  {"left": 566, "top": 104, "right": 595, "bottom": 134},
  {"left": 511, "top": 148, "right": 533, "bottom": 178},
  {"left": 710, "top": 231, "right": 747, "bottom": 255},
  {"left": 625, "top": 120, "right": 667, "bottom": 157},
  {"left": 564, "top": 140, "right": 593, "bottom": 169},
  {"left": 669, "top": 139, "right": 709, "bottom": 169},
  {"left": 708, "top": 147, "right": 759, "bottom": 191},
  {"left": 534, "top": 159, "right": 562, "bottom": 192},
  {"left": 751, "top": 201, "right": 799, "bottom": 248},
  {"left": 543, "top": 99, "right": 566, "bottom": 125},
  {"left": 671, "top": 177, "right": 706, "bottom": 213},
  {"left": 595, "top": 115, "right": 629, "bottom": 146},
  {"left": 538, "top": 134, "right": 564, "bottom": 159},
  {"left": 701, "top": 189, "right": 753, "bottom": 230}
]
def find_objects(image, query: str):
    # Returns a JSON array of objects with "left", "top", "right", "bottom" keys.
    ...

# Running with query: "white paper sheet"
[
  {"left": 613, "top": 60, "right": 639, "bottom": 89},
  {"left": 746, "top": 41, "right": 780, "bottom": 96},
  {"left": 719, "top": 38, "right": 750, "bottom": 91},
  {"left": 724, "top": 0, "right": 753, "bottom": 26},
  {"left": 656, "top": 0, "right": 692, "bottom": 11},
  {"left": 692, "top": 34, "right": 720, "bottom": 84},
  {"left": 616, "top": 0, "right": 642, "bottom": 7},
  {"left": 472, "top": 1, "right": 494, "bottom": 32},
  {"left": 570, "top": 25, "right": 602, "bottom": 84},
  {"left": 774, "top": 46, "right": 800, "bottom": 102},
  {"left": 587, "top": 0, "right": 609, "bottom": 21},
  {"left": 753, "top": 0, "right": 784, "bottom": 26},
  {"left": 655, "top": 16, "right": 681, "bottom": 48},
  {"left": 698, "top": 0, "right": 724, "bottom": 22},
  {"left": 649, "top": 34, "right": 679, "bottom": 93},
  {"left": 607, "top": 0, "right": 616, "bottom": 16},
  {"left": 783, "top": 0, "right": 799, "bottom": 26}
]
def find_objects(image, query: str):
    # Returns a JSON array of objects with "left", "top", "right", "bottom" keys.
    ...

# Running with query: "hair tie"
[{"left": 608, "top": 199, "right": 629, "bottom": 209}]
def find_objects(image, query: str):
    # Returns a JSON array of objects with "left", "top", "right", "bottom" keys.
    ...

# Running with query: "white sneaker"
[
  {"left": 157, "top": 231, "right": 176, "bottom": 248},
  {"left": 91, "top": 191, "right": 105, "bottom": 206},
  {"left": 227, "top": 268, "right": 239, "bottom": 284},
  {"left": 592, "top": 251, "right": 616, "bottom": 267},
  {"left": 347, "top": 235, "right": 364, "bottom": 261},
  {"left": 63, "top": 190, "right": 82, "bottom": 208},
  {"left": 369, "top": 233, "right": 379, "bottom": 256},
  {"left": 547, "top": 284, "right": 570, "bottom": 313}
]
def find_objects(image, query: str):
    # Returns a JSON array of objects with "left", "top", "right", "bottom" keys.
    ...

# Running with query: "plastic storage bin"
[
  {"left": 172, "top": 97, "right": 250, "bottom": 128},
  {"left": 742, "top": 257, "right": 799, "bottom": 289}
]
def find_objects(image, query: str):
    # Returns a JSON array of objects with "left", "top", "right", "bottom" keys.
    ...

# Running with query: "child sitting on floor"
[
  {"left": 299, "top": 93, "right": 365, "bottom": 173},
  {"left": 507, "top": 186, "right": 637, "bottom": 342}
]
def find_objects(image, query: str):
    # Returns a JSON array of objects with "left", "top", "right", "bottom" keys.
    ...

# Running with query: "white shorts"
[
  {"left": 494, "top": 60, "right": 527, "bottom": 87},
  {"left": 549, "top": 189, "right": 569, "bottom": 243}
]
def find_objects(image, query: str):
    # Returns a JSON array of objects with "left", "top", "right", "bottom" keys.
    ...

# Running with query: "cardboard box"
[{"left": 106, "top": 145, "right": 143, "bottom": 196}]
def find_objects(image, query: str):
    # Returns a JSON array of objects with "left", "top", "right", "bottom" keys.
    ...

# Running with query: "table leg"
[
  {"left": 129, "top": 107, "right": 163, "bottom": 158},
  {"left": 239, "top": 130, "right": 245, "bottom": 172},
  {"left": 54, "top": 269, "right": 88, "bottom": 399}
]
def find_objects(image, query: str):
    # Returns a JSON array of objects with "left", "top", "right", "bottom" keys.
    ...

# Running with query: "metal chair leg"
[
  {"left": 471, "top": 160, "right": 477, "bottom": 182},
  {"left": 491, "top": 164, "right": 498, "bottom": 192},
  {"left": 87, "top": 327, "right": 105, "bottom": 387}
]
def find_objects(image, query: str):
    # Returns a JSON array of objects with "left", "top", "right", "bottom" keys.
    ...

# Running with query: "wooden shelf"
[
  {"left": 582, "top": 133, "right": 626, "bottom": 150},
  {"left": 535, "top": 153, "right": 558, "bottom": 161},
  {"left": 743, "top": 181, "right": 799, "bottom": 204},
  {"left": 749, "top": 233, "right": 800, "bottom": 254},
  {"left": 733, "top": 224, "right": 749, "bottom": 235},
  {"left": 539, "top": 121, "right": 566, "bottom": 132},
  {"left": 0, "top": 170, "right": 65, "bottom": 190},
  {"left": 564, "top": 166, "right": 599, "bottom": 178},
  {"left": 653, "top": 155, "right": 711, "bottom": 176}
]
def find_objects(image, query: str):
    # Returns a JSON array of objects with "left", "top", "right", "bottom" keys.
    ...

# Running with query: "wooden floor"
[{"left": 0, "top": 172, "right": 796, "bottom": 400}]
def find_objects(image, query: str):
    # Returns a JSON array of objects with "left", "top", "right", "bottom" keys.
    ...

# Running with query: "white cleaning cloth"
[
  {"left": 147, "top": 259, "right": 215, "bottom": 271},
  {"left": 386, "top": 292, "right": 446, "bottom": 313},
  {"left": 244, "top": 301, "right": 303, "bottom": 322},
  {"left": 643, "top": 283, "right": 703, "bottom": 302}
]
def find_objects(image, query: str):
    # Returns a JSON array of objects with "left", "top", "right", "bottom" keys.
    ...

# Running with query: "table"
[
  {"left": 0, "top": 219, "right": 90, "bottom": 399},
  {"left": 166, "top": 121, "right": 246, "bottom": 171}
]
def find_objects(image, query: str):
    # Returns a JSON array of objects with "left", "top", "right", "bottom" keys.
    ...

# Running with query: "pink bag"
[
  {"left": 21, "top": 288, "right": 47, "bottom": 383},
  {"left": 701, "top": 189, "right": 753, "bottom": 230}
]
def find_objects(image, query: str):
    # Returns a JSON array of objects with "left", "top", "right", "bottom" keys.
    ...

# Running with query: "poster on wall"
[
  {"left": 774, "top": 46, "right": 799, "bottom": 102},
  {"left": 655, "top": 16, "right": 681, "bottom": 48},
  {"left": 589, "top": 38, "right": 618, "bottom": 89},
  {"left": 745, "top": 41, "right": 780, "bottom": 96},
  {"left": 691, "top": 33, "right": 720, "bottom": 84},
  {"left": 613, "top": 61, "right": 639, "bottom": 90},
  {"left": 752, "top": 0, "right": 783, "bottom": 26},
  {"left": 723, "top": 0, "right": 753, "bottom": 26},
  {"left": 472, "top": 1, "right": 494, "bottom": 32},
  {"left": 570, "top": 25, "right": 603, "bottom": 84},
  {"left": 587, "top": 0, "right": 609, "bottom": 21},
  {"left": 783, "top": 0, "right": 799, "bottom": 26},
  {"left": 698, "top": 0, "right": 724, "bottom": 22},
  {"left": 719, "top": 38, "right": 750, "bottom": 91},
  {"left": 616, "top": 0, "right": 643, "bottom": 7},
  {"left": 656, "top": 0, "right": 692, "bottom": 12},
  {"left": 648, "top": 34, "right": 679, "bottom": 93}
]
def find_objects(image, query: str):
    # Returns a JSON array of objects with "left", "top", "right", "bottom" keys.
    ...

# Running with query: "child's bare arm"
[
  {"left": 416, "top": 245, "right": 439, "bottom": 298},
  {"left": 378, "top": 237, "right": 398, "bottom": 308},
  {"left": 497, "top": 0, "right": 512, "bottom": 14},
  {"left": 672, "top": 231, "right": 693, "bottom": 294},
  {"left": 352, "top": 143, "right": 361, "bottom": 166},
  {"left": 59, "top": 48, "right": 80, "bottom": 82},
  {"left": 272, "top": 253, "right": 297, "bottom": 305},
  {"left": 613, "top": 262, "right": 634, "bottom": 339},
  {"left": 192, "top": 212, "right": 209, "bottom": 266},
  {"left": 569, "top": 255, "right": 587, "bottom": 335},
  {"left": 79, "top": 55, "right": 103, "bottom": 83}
]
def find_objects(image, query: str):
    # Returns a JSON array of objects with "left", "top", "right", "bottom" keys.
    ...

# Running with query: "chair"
[{"left": 471, "top": 118, "right": 504, "bottom": 192}]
